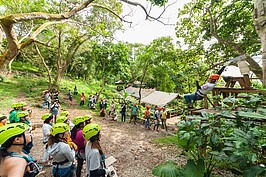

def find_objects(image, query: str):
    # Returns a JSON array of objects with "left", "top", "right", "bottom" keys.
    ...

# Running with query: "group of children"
[{"left": 0, "top": 102, "right": 112, "bottom": 177}]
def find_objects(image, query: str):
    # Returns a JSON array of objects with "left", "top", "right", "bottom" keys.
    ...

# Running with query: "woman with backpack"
[
  {"left": 47, "top": 123, "right": 76, "bottom": 177},
  {"left": 0, "top": 123, "right": 40, "bottom": 177}
]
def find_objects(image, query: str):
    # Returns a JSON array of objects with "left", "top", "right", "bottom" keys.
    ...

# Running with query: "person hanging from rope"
[{"left": 184, "top": 65, "right": 227, "bottom": 109}]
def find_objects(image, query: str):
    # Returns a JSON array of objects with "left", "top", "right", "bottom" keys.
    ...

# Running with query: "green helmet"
[
  {"left": 60, "top": 111, "right": 69, "bottom": 117},
  {"left": 16, "top": 111, "right": 29, "bottom": 118},
  {"left": 56, "top": 116, "right": 68, "bottom": 123},
  {"left": 17, "top": 102, "right": 27, "bottom": 107},
  {"left": 82, "top": 123, "right": 100, "bottom": 140},
  {"left": 73, "top": 116, "right": 85, "bottom": 125},
  {"left": 50, "top": 123, "right": 69, "bottom": 136},
  {"left": 83, "top": 114, "right": 92, "bottom": 121},
  {"left": 42, "top": 113, "right": 52, "bottom": 121},
  {"left": 11, "top": 103, "right": 18, "bottom": 109},
  {"left": 0, "top": 123, "right": 29, "bottom": 145}
]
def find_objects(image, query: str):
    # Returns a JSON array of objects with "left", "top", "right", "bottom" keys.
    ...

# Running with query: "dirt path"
[
  {"left": 10, "top": 97, "right": 182, "bottom": 177},
  {"left": 2, "top": 95, "right": 236, "bottom": 177}
]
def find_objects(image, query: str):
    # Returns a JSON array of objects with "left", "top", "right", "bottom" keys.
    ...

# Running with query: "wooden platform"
[{"left": 190, "top": 108, "right": 221, "bottom": 115}]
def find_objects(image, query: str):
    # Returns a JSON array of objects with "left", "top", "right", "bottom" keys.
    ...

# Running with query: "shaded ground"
[{"left": 2, "top": 95, "right": 237, "bottom": 177}]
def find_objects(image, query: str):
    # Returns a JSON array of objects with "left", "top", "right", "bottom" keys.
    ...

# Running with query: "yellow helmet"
[
  {"left": 50, "top": 123, "right": 69, "bottom": 136},
  {"left": 82, "top": 123, "right": 100, "bottom": 140},
  {"left": 42, "top": 113, "right": 52, "bottom": 121},
  {"left": 0, "top": 123, "right": 29, "bottom": 145},
  {"left": 60, "top": 111, "right": 69, "bottom": 117},
  {"left": 56, "top": 116, "right": 68, "bottom": 123},
  {"left": 73, "top": 116, "right": 85, "bottom": 125},
  {"left": 16, "top": 111, "right": 29, "bottom": 118},
  {"left": 83, "top": 114, "right": 92, "bottom": 121}
]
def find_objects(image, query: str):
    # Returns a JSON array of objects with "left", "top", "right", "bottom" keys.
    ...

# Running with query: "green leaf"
[
  {"left": 152, "top": 161, "right": 184, "bottom": 177},
  {"left": 243, "top": 166, "right": 266, "bottom": 177},
  {"left": 184, "top": 159, "right": 204, "bottom": 177}
]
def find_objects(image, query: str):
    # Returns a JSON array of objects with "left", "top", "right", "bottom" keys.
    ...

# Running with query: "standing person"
[
  {"left": 50, "top": 100, "right": 60, "bottom": 123},
  {"left": 41, "top": 113, "right": 53, "bottom": 167},
  {"left": 53, "top": 90, "right": 59, "bottom": 103},
  {"left": 80, "top": 92, "right": 85, "bottom": 106},
  {"left": 0, "top": 123, "right": 40, "bottom": 177},
  {"left": 9, "top": 103, "right": 19, "bottom": 123},
  {"left": 108, "top": 101, "right": 115, "bottom": 116},
  {"left": 154, "top": 107, "right": 161, "bottom": 132},
  {"left": 120, "top": 103, "right": 126, "bottom": 122},
  {"left": 42, "top": 90, "right": 51, "bottom": 110},
  {"left": 130, "top": 103, "right": 138, "bottom": 125},
  {"left": 144, "top": 105, "right": 151, "bottom": 130},
  {"left": 82, "top": 123, "right": 111, "bottom": 177},
  {"left": 48, "top": 123, "right": 76, "bottom": 177},
  {"left": 99, "top": 99, "right": 104, "bottom": 110},
  {"left": 74, "top": 86, "right": 78, "bottom": 96},
  {"left": 16, "top": 111, "right": 36, "bottom": 154},
  {"left": 103, "top": 98, "right": 108, "bottom": 110},
  {"left": 161, "top": 107, "right": 168, "bottom": 131},
  {"left": 83, "top": 115, "right": 93, "bottom": 125},
  {"left": 67, "top": 90, "right": 73, "bottom": 106},
  {"left": 0, "top": 114, "right": 7, "bottom": 126},
  {"left": 88, "top": 94, "right": 92, "bottom": 107},
  {"left": 71, "top": 116, "right": 86, "bottom": 177}
]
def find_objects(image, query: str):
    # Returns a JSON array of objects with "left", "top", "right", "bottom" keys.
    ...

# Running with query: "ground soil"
[{"left": 2, "top": 95, "right": 237, "bottom": 177}]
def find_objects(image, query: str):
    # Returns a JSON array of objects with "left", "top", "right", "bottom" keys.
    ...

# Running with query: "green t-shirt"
[
  {"left": 9, "top": 110, "right": 19, "bottom": 123},
  {"left": 131, "top": 106, "right": 138, "bottom": 115}
]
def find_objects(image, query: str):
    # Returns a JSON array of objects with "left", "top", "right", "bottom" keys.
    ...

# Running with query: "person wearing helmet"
[
  {"left": 47, "top": 123, "right": 75, "bottom": 177},
  {"left": 41, "top": 113, "right": 53, "bottom": 167},
  {"left": 83, "top": 123, "right": 111, "bottom": 177},
  {"left": 9, "top": 103, "right": 19, "bottom": 123},
  {"left": 70, "top": 116, "right": 86, "bottom": 177},
  {"left": 184, "top": 65, "right": 226, "bottom": 108},
  {"left": 83, "top": 114, "right": 93, "bottom": 125},
  {"left": 17, "top": 111, "right": 35, "bottom": 154},
  {"left": 144, "top": 105, "right": 151, "bottom": 130},
  {"left": 0, "top": 123, "right": 40, "bottom": 177},
  {"left": 0, "top": 114, "right": 7, "bottom": 126},
  {"left": 60, "top": 110, "right": 70, "bottom": 117},
  {"left": 56, "top": 116, "right": 69, "bottom": 124}
]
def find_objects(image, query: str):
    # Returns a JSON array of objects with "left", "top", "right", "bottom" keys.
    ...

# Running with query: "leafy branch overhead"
[{"left": 0, "top": 0, "right": 170, "bottom": 69}]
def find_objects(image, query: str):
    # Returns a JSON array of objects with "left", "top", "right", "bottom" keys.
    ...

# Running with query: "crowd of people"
[{"left": 0, "top": 101, "right": 113, "bottom": 177}]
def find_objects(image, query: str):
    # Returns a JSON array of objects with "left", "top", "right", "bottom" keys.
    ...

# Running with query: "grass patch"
[{"left": 153, "top": 136, "right": 178, "bottom": 146}]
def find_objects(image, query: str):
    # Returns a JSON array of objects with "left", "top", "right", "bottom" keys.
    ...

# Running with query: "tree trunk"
[{"left": 254, "top": 0, "right": 266, "bottom": 87}]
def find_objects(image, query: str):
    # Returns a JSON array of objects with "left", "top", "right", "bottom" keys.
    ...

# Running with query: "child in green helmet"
[
  {"left": 41, "top": 113, "right": 53, "bottom": 167},
  {"left": 83, "top": 123, "right": 112, "bottom": 177},
  {"left": 9, "top": 103, "right": 19, "bottom": 123},
  {"left": 47, "top": 123, "right": 76, "bottom": 177},
  {"left": 70, "top": 116, "right": 86, "bottom": 177},
  {"left": 16, "top": 111, "right": 35, "bottom": 154},
  {"left": 0, "top": 123, "right": 40, "bottom": 177}
]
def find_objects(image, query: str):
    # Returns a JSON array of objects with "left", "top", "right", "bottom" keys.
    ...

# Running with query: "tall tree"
[
  {"left": 0, "top": 0, "right": 170, "bottom": 71},
  {"left": 176, "top": 0, "right": 264, "bottom": 84},
  {"left": 254, "top": 0, "right": 266, "bottom": 87}
]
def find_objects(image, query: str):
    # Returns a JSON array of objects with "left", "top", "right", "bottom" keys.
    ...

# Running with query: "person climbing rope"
[{"left": 184, "top": 65, "right": 227, "bottom": 108}]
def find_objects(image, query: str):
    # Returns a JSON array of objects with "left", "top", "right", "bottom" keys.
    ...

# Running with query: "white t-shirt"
[
  {"left": 85, "top": 141, "right": 103, "bottom": 176},
  {"left": 197, "top": 82, "right": 216, "bottom": 97},
  {"left": 42, "top": 123, "right": 52, "bottom": 143}
]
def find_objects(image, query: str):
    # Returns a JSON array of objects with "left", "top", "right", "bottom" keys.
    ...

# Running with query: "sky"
[{"left": 115, "top": 0, "right": 189, "bottom": 45}]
